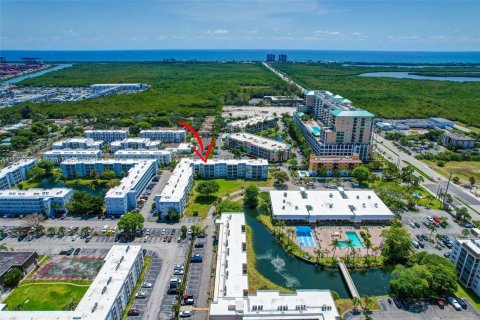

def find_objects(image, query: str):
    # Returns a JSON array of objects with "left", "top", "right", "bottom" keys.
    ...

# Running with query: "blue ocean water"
[{"left": 1, "top": 50, "right": 480, "bottom": 64}]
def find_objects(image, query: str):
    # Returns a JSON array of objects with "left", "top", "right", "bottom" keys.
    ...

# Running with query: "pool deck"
[{"left": 294, "top": 226, "right": 387, "bottom": 258}]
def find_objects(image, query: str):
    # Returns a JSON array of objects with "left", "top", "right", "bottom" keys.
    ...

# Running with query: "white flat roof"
[
  {"left": 140, "top": 129, "right": 185, "bottom": 134},
  {"left": 0, "top": 188, "right": 72, "bottom": 199},
  {"left": 0, "top": 159, "right": 36, "bottom": 177},
  {"left": 270, "top": 189, "right": 393, "bottom": 222},
  {"left": 61, "top": 158, "right": 139, "bottom": 165},
  {"left": 0, "top": 245, "right": 142, "bottom": 320},
  {"left": 191, "top": 158, "right": 268, "bottom": 166},
  {"left": 227, "top": 132, "right": 290, "bottom": 151},
  {"left": 156, "top": 159, "right": 192, "bottom": 203},
  {"left": 44, "top": 150, "right": 101, "bottom": 155},
  {"left": 114, "top": 150, "right": 171, "bottom": 156},
  {"left": 84, "top": 129, "right": 128, "bottom": 133},
  {"left": 458, "top": 239, "right": 480, "bottom": 256},
  {"left": 106, "top": 160, "right": 156, "bottom": 198}
]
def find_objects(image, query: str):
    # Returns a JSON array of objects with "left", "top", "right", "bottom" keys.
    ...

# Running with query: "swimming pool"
[
  {"left": 337, "top": 231, "right": 364, "bottom": 248},
  {"left": 296, "top": 226, "right": 316, "bottom": 247}
]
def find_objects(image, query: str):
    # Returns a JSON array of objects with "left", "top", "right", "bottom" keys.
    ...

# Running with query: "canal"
[
  {"left": 245, "top": 210, "right": 393, "bottom": 298},
  {"left": 0, "top": 64, "right": 73, "bottom": 86}
]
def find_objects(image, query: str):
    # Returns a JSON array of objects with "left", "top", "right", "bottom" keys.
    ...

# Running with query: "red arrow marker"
[{"left": 178, "top": 121, "right": 215, "bottom": 163}]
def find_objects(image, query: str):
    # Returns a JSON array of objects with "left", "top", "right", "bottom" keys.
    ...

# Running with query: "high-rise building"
[
  {"left": 295, "top": 90, "right": 374, "bottom": 160},
  {"left": 278, "top": 53, "right": 287, "bottom": 62},
  {"left": 266, "top": 54, "right": 276, "bottom": 62},
  {"left": 450, "top": 239, "right": 480, "bottom": 296}
]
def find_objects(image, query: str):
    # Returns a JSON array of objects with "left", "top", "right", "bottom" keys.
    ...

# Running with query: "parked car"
[
  {"left": 171, "top": 229, "right": 176, "bottom": 235},
  {"left": 191, "top": 254, "right": 203, "bottom": 263},
  {"left": 444, "top": 252, "right": 451, "bottom": 258},
  {"left": 180, "top": 310, "right": 192, "bottom": 318},
  {"left": 184, "top": 298, "right": 194, "bottom": 305},
  {"left": 416, "top": 234, "right": 423, "bottom": 241},
  {"left": 427, "top": 216, "right": 433, "bottom": 222},
  {"left": 161, "top": 229, "right": 166, "bottom": 235},
  {"left": 135, "top": 291, "right": 147, "bottom": 299},
  {"left": 418, "top": 242, "right": 424, "bottom": 248},
  {"left": 194, "top": 242, "right": 204, "bottom": 248},
  {"left": 447, "top": 297, "right": 462, "bottom": 311},
  {"left": 437, "top": 240, "right": 446, "bottom": 248},
  {"left": 457, "top": 297, "right": 468, "bottom": 309},
  {"left": 73, "top": 248, "right": 81, "bottom": 255},
  {"left": 141, "top": 282, "right": 152, "bottom": 288},
  {"left": 433, "top": 216, "right": 440, "bottom": 223},
  {"left": 168, "top": 236, "right": 172, "bottom": 242},
  {"left": 464, "top": 223, "right": 474, "bottom": 228},
  {"left": 27, "top": 235, "right": 34, "bottom": 241},
  {"left": 71, "top": 235, "right": 78, "bottom": 241},
  {"left": 423, "top": 221, "right": 431, "bottom": 228},
  {"left": 437, "top": 298, "right": 446, "bottom": 309},
  {"left": 66, "top": 248, "right": 75, "bottom": 256},
  {"left": 128, "top": 309, "right": 140, "bottom": 316},
  {"left": 174, "top": 269, "right": 184, "bottom": 275},
  {"left": 412, "top": 241, "right": 419, "bottom": 249},
  {"left": 85, "top": 236, "right": 93, "bottom": 243}
]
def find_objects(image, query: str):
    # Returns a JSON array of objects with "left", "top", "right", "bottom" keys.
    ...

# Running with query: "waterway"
[
  {"left": 31, "top": 176, "right": 107, "bottom": 197},
  {"left": 358, "top": 71, "right": 480, "bottom": 82},
  {"left": 245, "top": 210, "right": 392, "bottom": 298},
  {"left": 0, "top": 64, "right": 73, "bottom": 86}
]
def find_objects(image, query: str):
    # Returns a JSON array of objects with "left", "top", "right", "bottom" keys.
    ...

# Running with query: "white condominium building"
[
  {"left": 110, "top": 138, "right": 161, "bottom": 152},
  {"left": 226, "top": 116, "right": 277, "bottom": 133},
  {"left": 114, "top": 150, "right": 172, "bottom": 166},
  {"left": 105, "top": 160, "right": 158, "bottom": 215},
  {"left": 270, "top": 188, "right": 394, "bottom": 223},
  {"left": 450, "top": 239, "right": 480, "bottom": 296},
  {"left": 192, "top": 159, "right": 268, "bottom": 180},
  {"left": 52, "top": 137, "right": 103, "bottom": 150},
  {"left": 84, "top": 129, "right": 129, "bottom": 143},
  {"left": 225, "top": 132, "right": 290, "bottom": 162},
  {"left": 140, "top": 129, "right": 186, "bottom": 143},
  {"left": 90, "top": 83, "right": 149, "bottom": 91},
  {"left": 42, "top": 149, "right": 102, "bottom": 164},
  {"left": 0, "top": 159, "right": 37, "bottom": 190},
  {"left": 0, "top": 188, "right": 73, "bottom": 218},
  {"left": 0, "top": 245, "right": 144, "bottom": 320},
  {"left": 155, "top": 159, "right": 193, "bottom": 218},
  {"left": 210, "top": 212, "right": 339, "bottom": 320},
  {"left": 60, "top": 159, "right": 157, "bottom": 215}
]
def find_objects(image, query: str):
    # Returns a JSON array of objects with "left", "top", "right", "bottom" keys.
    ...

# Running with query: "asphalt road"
[{"left": 375, "top": 134, "right": 480, "bottom": 217}]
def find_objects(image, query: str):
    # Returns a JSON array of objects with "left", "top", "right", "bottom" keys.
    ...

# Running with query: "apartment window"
[{"left": 242, "top": 242, "right": 246, "bottom": 252}]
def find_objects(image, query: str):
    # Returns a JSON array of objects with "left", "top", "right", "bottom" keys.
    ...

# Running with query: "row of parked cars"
[
  {"left": 59, "top": 247, "right": 81, "bottom": 256},
  {"left": 438, "top": 296, "right": 469, "bottom": 311}
]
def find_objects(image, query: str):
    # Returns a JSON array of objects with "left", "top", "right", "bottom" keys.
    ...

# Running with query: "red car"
[
  {"left": 128, "top": 309, "right": 140, "bottom": 316},
  {"left": 437, "top": 298, "right": 446, "bottom": 309},
  {"left": 433, "top": 216, "right": 440, "bottom": 223},
  {"left": 163, "top": 235, "right": 168, "bottom": 242}
]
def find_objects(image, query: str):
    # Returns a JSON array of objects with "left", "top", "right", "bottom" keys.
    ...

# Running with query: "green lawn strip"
[
  {"left": 454, "top": 196, "right": 480, "bottom": 215},
  {"left": 184, "top": 179, "right": 272, "bottom": 218},
  {"left": 423, "top": 160, "right": 480, "bottom": 185},
  {"left": 335, "top": 297, "right": 383, "bottom": 316},
  {"left": 4, "top": 281, "right": 90, "bottom": 311},
  {"left": 121, "top": 257, "right": 152, "bottom": 320},
  {"left": 402, "top": 160, "right": 433, "bottom": 181},
  {"left": 455, "top": 281, "right": 480, "bottom": 312},
  {"left": 245, "top": 224, "right": 292, "bottom": 294}
]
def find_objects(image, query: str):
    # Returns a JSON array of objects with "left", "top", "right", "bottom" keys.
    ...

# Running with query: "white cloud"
[
  {"left": 314, "top": 30, "right": 341, "bottom": 36},
  {"left": 249, "top": 30, "right": 258, "bottom": 34},
  {"left": 208, "top": 29, "right": 230, "bottom": 34}
]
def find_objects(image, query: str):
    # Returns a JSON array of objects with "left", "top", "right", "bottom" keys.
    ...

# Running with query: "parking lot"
[
  {"left": 346, "top": 298, "right": 480, "bottom": 320},
  {"left": 399, "top": 207, "right": 466, "bottom": 257}
]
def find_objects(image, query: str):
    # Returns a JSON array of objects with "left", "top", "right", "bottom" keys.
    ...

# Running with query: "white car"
[
  {"left": 71, "top": 235, "right": 78, "bottom": 241},
  {"left": 143, "top": 236, "right": 149, "bottom": 243},
  {"left": 161, "top": 229, "right": 166, "bottom": 235},
  {"left": 141, "top": 282, "right": 152, "bottom": 288},
  {"left": 427, "top": 216, "right": 433, "bottom": 222},
  {"left": 175, "top": 264, "right": 185, "bottom": 270},
  {"left": 180, "top": 311, "right": 191, "bottom": 318},
  {"left": 447, "top": 297, "right": 462, "bottom": 311}
]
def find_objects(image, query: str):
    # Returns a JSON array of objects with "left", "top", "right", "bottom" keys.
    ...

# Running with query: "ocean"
[{"left": 1, "top": 50, "right": 480, "bottom": 64}]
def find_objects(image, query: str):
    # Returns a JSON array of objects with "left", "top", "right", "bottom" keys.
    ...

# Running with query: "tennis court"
[{"left": 296, "top": 226, "right": 316, "bottom": 247}]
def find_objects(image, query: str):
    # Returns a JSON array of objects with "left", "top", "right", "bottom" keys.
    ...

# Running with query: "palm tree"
[
  {"left": 58, "top": 226, "right": 65, "bottom": 236},
  {"left": 345, "top": 239, "right": 354, "bottom": 263},
  {"left": 428, "top": 225, "right": 437, "bottom": 242},
  {"left": 352, "top": 297, "right": 361, "bottom": 314},
  {"left": 81, "top": 227, "right": 91, "bottom": 237},
  {"left": 0, "top": 243, "right": 9, "bottom": 251},
  {"left": 47, "top": 227, "right": 56, "bottom": 236},
  {"left": 277, "top": 220, "right": 286, "bottom": 236},
  {"left": 330, "top": 239, "right": 340, "bottom": 261},
  {"left": 314, "top": 249, "right": 322, "bottom": 264}
]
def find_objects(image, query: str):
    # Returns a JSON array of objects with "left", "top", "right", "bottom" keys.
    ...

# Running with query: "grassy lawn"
[
  {"left": 424, "top": 160, "right": 480, "bottom": 185},
  {"left": 4, "top": 280, "right": 90, "bottom": 311},
  {"left": 455, "top": 281, "right": 480, "bottom": 312},
  {"left": 184, "top": 179, "right": 272, "bottom": 219},
  {"left": 335, "top": 297, "right": 382, "bottom": 316},
  {"left": 246, "top": 225, "right": 292, "bottom": 294}
]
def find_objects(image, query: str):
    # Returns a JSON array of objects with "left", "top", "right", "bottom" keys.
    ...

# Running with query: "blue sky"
[{"left": 1, "top": 0, "right": 479, "bottom": 51}]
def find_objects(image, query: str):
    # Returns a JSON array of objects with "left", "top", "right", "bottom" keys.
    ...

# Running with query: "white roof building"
[
  {"left": 110, "top": 138, "right": 161, "bottom": 152},
  {"left": 210, "top": 212, "right": 339, "bottom": 320},
  {"left": 270, "top": 188, "right": 393, "bottom": 223},
  {"left": 0, "top": 159, "right": 37, "bottom": 190},
  {"left": 114, "top": 150, "right": 172, "bottom": 165},
  {"left": 0, "top": 245, "right": 144, "bottom": 320},
  {"left": 52, "top": 137, "right": 103, "bottom": 150},
  {"left": 42, "top": 149, "right": 101, "bottom": 164}
]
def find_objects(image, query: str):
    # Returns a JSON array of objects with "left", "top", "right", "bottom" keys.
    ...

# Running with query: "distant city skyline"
[{"left": 1, "top": 0, "right": 479, "bottom": 51}]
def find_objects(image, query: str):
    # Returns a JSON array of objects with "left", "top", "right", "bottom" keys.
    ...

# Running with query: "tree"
[
  {"left": 470, "top": 176, "right": 476, "bottom": 186},
  {"left": 27, "top": 167, "right": 46, "bottom": 180},
  {"left": 66, "top": 191, "right": 104, "bottom": 216},
  {"left": 118, "top": 213, "right": 144, "bottom": 235},
  {"left": 30, "top": 122, "right": 49, "bottom": 136},
  {"left": 101, "top": 170, "right": 116, "bottom": 180},
  {"left": 390, "top": 264, "right": 432, "bottom": 299},
  {"left": 37, "top": 161, "right": 54, "bottom": 176},
  {"left": 11, "top": 136, "right": 31, "bottom": 149},
  {"left": 58, "top": 226, "right": 65, "bottom": 236},
  {"left": 106, "top": 179, "right": 121, "bottom": 188},
  {"left": 316, "top": 167, "right": 328, "bottom": 177},
  {"left": 244, "top": 184, "right": 260, "bottom": 208},
  {"left": 24, "top": 213, "right": 45, "bottom": 228},
  {"left": 452, "top": 176, "right": 460, "bottom": 184},
  {"left": 195, "top": 180, "right": 220, "bottom": 197},
  {"left": 273, "top": 171, "right": 289, "bottom": 184},
  {"left": 461, "top": 229, "right": 471, "bottom": 238},
  {"left": 352, "top": 297, "right": 361, "bottom": 314},
  {"left": 47, "top": 227, "right": 56, "bottom": 236},
  {"left": 381, "top": 225, "right": 413, "bottom": 264},
  {"left": 80, "top": 227, "right": 91, "bottom": 237},
  {"left": 0, "top": 243, "right": 10, "bottom": 251},
  {"left": 330, "top": 239, "right": 340, "bottom": 261},
  {"left": 362, "top": 295, "right": 374, "bottom": 314},
  {"left": 455, "top": 207, "right": 470, "bottom": 222},
  {"left": 3, "top": 268, "right": 23, "bottom": 288},
  {"left": 180, "top": 225, "right": 188, "bottom": 238},
  {"left": 352, "top": 166, "right": 370, "bottom": 183},
  {"left": 167, "top": 208, "right": 180, "bottom": 222}
]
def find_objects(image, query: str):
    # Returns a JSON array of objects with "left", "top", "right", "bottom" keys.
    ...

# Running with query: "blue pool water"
[
  {"left": 296, "top": 226, "right": 316, "bottom": 247},
  {"left": 311, "top": 127, "right": 321, "bottom": 136},
  {"left": 337, "top": 231, "right": 364, "bottom": 248}
]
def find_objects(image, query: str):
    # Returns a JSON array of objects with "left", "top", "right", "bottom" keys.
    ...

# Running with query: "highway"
[
  {"left": 262, "top": 62, "right": 307, "bottom": 92},
  {"left": 375, "top": 134, "right": 480, "bottom": 218}
]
